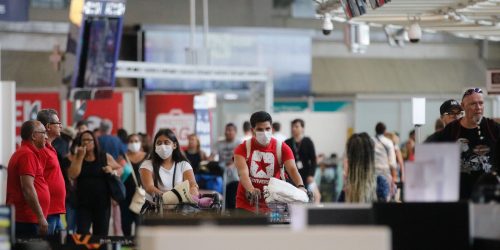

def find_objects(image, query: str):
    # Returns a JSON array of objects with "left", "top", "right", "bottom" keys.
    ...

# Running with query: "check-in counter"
[{"left": 138, "top": 226, "right": 391, "bottom": 250}]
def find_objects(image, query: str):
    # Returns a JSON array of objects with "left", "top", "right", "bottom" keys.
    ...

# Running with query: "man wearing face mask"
[
  {"left": 430, "top": 88, "right": 500, "bottom": 199},
  {"left": 233, "top": 111, "right": 306, "bottom": 213}
]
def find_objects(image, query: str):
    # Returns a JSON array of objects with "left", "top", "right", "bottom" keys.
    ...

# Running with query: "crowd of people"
[{"left": 5, "top": 87, "right": 499, "bottom": 237}]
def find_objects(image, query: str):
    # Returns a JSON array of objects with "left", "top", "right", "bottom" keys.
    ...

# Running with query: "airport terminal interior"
[{"left": 0, "top": 0, "right": 500, "bottom": 250}]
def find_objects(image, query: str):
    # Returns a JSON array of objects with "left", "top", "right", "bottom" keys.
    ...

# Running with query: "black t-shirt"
[
  {"left": 76, "top": 152, "right": 111, "bottom": 207},
  {"left": 285, "top": 137, "right": 317, "bottom": 186},
  {"left": 184, "top": 150, "right": 202, "bottom": 174},
  {"left": 428, "top": 118, "right": 500, "bottom": 199}
]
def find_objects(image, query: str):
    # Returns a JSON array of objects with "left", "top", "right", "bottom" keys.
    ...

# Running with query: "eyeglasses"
[
  {"left": 48, "top": 121, "right": 62, "bottom": 126},
  {"left": 443, "top": 111, "right": 464, "bottom": 117},
  {"left": 462, "top": 88, "right": 483, "bottom": 99}
]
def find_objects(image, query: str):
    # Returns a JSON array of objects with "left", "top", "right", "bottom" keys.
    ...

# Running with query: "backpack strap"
[
  {"left": 245, "top": 139, "right": 252, "bottom": 161},
  {"left": 275, "top": 139, "right": 285, "bottom": 181}
]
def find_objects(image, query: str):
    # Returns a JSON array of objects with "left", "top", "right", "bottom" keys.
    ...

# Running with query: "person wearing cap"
[
  {"left": 427, "top": 88, "right": 500, "bottom": 199},
  {"left": 425, "top": 99, "right": 463, "bottom": 142}
]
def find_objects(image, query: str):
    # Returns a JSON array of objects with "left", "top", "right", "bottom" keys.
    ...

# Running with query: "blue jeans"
[
  {"left": 47, "top": 214, "right": 64, "bottom": 235},
  {"left": 16, "top": 222, "right": 38, "bottom": 237},
  {"left": 65, "top": 202, "right": 77, "bottom": 233}
]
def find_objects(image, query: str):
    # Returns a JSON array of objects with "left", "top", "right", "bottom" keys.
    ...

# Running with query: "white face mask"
[
  {"left": 155, "top": 145, "right": 173, "bottom": 160},
  {"left": 128, "top": 142, "right": 142, "bottom": 153},
  {"left": 255, "top": 131, "right": 272, "bottom": 145}
]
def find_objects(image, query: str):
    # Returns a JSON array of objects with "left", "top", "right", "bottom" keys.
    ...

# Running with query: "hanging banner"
[
  {"left": 15, "top": 92, "right": 61, "bottom": 146},
  {"left": 145, "top": 93, "right": 195, "bottom": 148}
]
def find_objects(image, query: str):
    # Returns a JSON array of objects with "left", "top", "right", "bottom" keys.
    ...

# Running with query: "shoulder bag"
[{"left": 125, "top": 155, "right": 146, "bottom": 214}]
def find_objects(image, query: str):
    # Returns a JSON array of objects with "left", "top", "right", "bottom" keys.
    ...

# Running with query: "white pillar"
[{"left": 0, "top": 81, "right": 16, "bottom": 204}]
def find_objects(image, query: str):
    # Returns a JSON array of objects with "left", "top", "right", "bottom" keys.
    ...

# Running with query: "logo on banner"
[
  {"left": 15, "top": 100, "right": 41, "bottom": 145},
  {"left": 153, "top": 109, "right": 195, "bottom": 147}
]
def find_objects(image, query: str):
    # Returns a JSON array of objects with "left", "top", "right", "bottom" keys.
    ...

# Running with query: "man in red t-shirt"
[
  {"left": 234, "top": 111, "right": 307, "bottom": 212},
  {"left": 7, "top": 120, "right": 50, "bottom": 236},
  {"left": 37, "top": 109, "right": 66, "bottom": 234}
]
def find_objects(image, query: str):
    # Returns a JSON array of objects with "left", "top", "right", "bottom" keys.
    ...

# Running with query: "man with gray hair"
[
  {"left": 98, "top": 119, "right": 126, "bottom": 159},
  {"left": 36, "top": 109, "right": 66, "bottom": 235},
  {"left": 7, "top": 120, "right": 50, "bottom": 236},
  {"left": 429, "top": 88, "right": 500, "bottom": 199}
]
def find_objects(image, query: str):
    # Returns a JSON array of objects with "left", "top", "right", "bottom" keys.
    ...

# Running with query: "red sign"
[
  {"left": 145, "top": 93, "right": 195, "bottom": 148},
  {"left": 15, "top": 92, "right": 61, "bottom": 146},
  {"left": 67, "top": 92, "right": 123, "bottom": 135}
]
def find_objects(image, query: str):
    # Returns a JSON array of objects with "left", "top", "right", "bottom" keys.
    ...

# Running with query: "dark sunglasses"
[{"left": 462, "top": 88, "right": 483, "bottom": 99}]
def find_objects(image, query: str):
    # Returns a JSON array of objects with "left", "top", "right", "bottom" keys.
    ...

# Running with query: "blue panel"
[
  {"left": 313, "top": 101, "right": 349, "bottom": 112},
  {"left": 0, "top": 0, "right": 29, "bottom": 21}
]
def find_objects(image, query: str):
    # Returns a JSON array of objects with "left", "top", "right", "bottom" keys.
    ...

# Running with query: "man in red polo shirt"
[
  {"left": 37, "top": 109, "right": 66, "bottom": 235},
  {"left": 233, "top": 111, "right": 307, "bottom": 212},
  {"left": 7, "top": 120, "right": 50, "bottom": 236}
]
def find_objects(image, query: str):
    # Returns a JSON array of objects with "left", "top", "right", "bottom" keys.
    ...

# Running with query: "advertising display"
[
  {"left": 15, "top": 92, "right": 61, "bottom": 146},
  {"left": 70, "top": 0, "right": 126, "bottom": 100},
  {"left": 67, "top": 92, "right": 124, "bottom": 134},
  {"left": 145, "top": 93, "right": 195, "bottom": 148}
]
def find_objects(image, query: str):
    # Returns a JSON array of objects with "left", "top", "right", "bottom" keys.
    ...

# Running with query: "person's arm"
[
  {"left": 283, "top": 159, "right": 307, "bottom": 193},
  {"left": 68, "top": 146, "right": 86, "bottom": 179},
  {"left": 102, "top": 153, "right": 123, "bottom": 176},
  {"left": 182, "top": 169, "right": 199, "bottom": 196},
  {"left": 139, "top": 168, "right": 163, "bottom": 195},
  {"left": 396, "top": 149, "right": 405, "bottom": 182},
  {"left": 307, "top": 138, "right": 317, "bottom": 184},
  {"left": 234, "top": 154, "right": 254, "bottom": 192},
  {"left": 20, "top": 175, "right": 48, "bottom": 235}
]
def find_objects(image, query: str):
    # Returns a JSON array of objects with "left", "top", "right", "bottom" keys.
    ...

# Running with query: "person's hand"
[
  {"left": 306, "top": 176, "right": 314, "bottom": 184},
  {"left": 38, "top": 217, "right": 48, "bottom": 236},
  {"left": 298, "top": 187, "right": 308, "bottom": 194},
  {"left": 245, "top": 188, "right": 261, "bottom": 205},
  {"left": 102, "top": 165, "right": 113, "bottom": 174},
  {"left": 190, "top": 185, "right": 199, "bottom": 197},
  {"left": 75, "top": 146, "right": 86, "bottom": 159}
]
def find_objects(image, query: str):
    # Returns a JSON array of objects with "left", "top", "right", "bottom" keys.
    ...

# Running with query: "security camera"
[
  {"left": 408, "top": 22, "right": 422, "bottom": 43},
  {"left": 322, "top": 13, "right": 333, "bottom": 35}
]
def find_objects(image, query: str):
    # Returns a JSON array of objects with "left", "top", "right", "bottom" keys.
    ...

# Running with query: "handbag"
[
  {"left": 125, "top": 155, "right": 146, "bottom": 214},
  {"left": 107, "top": 173, "right": 126, "bottom": 202}
]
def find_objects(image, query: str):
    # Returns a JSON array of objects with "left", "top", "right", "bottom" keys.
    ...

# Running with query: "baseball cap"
[{"left": 440, "top": 99, "right": 462, "bottom": 115}]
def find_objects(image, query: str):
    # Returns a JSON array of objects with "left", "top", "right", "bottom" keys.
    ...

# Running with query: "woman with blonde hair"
[{"left": 345, "top": 133, "right": 377, "bottom": 203}]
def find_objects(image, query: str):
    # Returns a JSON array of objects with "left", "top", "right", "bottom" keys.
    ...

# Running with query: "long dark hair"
[
  {"left": 148, "top": 128, "right": 187, "bottom": 187},
  {"left": 346, "top": 132, "right": 377, "bottom": 203},
  {"left": 71, "top": 130, "right": 101, "bottom": 161}
]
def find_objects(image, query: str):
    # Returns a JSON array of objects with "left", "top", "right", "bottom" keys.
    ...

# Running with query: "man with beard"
[{"left": 430, "top": 88, "right": 500, "bottom": 199}]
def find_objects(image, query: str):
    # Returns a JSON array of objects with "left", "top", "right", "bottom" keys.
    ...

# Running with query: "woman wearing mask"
[
  {"left": 65, "top": 131, "right": 122, "bottom": 235},
  {"left": 184, "top": 134, "right": 207, "bottom": 174},
  {"left": 140, "top": 129, "right": 199, "bottom": 203},
  {"left": 120, "top": 134, "right": 147, "bottom": 236}
]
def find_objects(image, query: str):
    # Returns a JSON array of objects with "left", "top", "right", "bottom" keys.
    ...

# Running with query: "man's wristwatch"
[{"left": 297, "top": 184, "right": 305, "bottom": 188}]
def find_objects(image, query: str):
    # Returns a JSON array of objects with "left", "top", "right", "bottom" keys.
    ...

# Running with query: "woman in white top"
[{"left": 139, "top": 128, "right": 199, "bottom": 200}]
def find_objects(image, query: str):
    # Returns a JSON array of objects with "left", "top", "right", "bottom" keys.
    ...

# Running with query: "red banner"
[
  {"left": 15, "top": 92, "right": 61, "bottom": 146},
  {"left": 145, "top": 93, "right": 195, "bottom": 148},
  {"left": 67, "top": 92, "right": 123, "bottom": 135}
]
